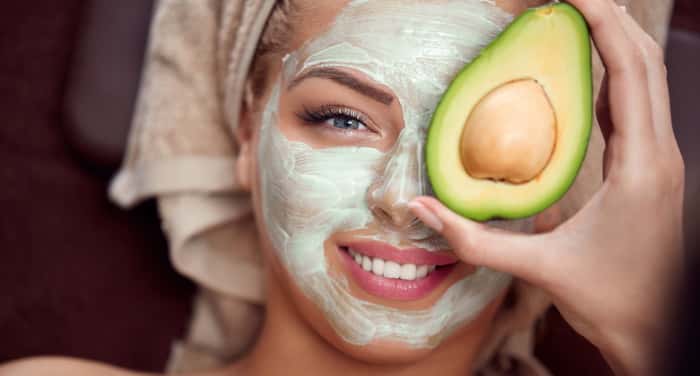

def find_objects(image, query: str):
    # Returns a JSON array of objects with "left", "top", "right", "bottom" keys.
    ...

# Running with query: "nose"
[{"left": 366, "top": 129, "right": 428, "bottom": 229}]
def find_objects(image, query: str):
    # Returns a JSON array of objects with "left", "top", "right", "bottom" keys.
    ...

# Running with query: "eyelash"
[{"left": 297, "top": 105, "right": 374, "bottom": 133}]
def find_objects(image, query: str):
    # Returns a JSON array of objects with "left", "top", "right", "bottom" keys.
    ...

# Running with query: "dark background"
[
  {"left": 0, "top": 1, "right": 194, "bottom": 371},
  {"left": 0, "top": 0, "right": 698, "bottom": 373}
]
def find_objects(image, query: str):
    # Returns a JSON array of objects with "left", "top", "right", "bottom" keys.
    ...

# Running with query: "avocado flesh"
[{"left": 426, "top": 3, "right": 593, "bottom": 221}]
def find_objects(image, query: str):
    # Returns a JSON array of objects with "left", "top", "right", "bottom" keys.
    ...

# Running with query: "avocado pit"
[{"left": 459, "top": 79, "right": 556, "bottom": 184}]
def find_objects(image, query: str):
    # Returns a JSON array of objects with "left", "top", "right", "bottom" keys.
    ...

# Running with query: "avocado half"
[{"left": 426, "top": 3, "right": 593, "bottom": 221}]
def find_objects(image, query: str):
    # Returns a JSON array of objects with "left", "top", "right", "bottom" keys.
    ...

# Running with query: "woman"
[{"left": 0, "top": 0, "right": 683, "bottom": 375}]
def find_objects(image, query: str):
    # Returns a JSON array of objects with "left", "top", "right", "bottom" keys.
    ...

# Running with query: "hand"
[{"left": 409, "top": 1, "right": 684, "bottom": 374}]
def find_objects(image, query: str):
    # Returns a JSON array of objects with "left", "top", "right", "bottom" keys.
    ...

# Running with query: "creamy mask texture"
[{"left": 258, "top": 0, "right": 534, "bottom": 347}]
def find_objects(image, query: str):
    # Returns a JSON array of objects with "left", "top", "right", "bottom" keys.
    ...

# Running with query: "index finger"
[
  {"left": 563, "top": 0, "right": 639, "bottom": 75},
  {"left": 564, "top": 0, "right": 655, "bottom": 154}
]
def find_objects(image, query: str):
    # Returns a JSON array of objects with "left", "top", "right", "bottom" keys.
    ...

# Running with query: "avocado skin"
[{"left": 426, "top": 3, "right": 593, "bottom": 221}]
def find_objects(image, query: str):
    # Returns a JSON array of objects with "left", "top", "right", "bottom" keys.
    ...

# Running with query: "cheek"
[
  {"left": 247, "top": 127, "right": 269, "bottom": 252},
  {"left": 248, "top": 123, "right": 288, "bottom": 258},
  {"left": 249, "top": 118, "right": 263, "bottom": 192},
  {"left": 253, "top": 99, "right": 385, "bottom": 271}
]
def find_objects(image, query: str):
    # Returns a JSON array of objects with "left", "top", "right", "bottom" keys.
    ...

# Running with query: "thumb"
[{"left": 408, "top": 196, "right": 555, "bottom": 284}]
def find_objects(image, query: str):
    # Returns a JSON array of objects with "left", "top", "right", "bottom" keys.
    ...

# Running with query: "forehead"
[
  {"left": 285, "top": 0, "right": 351, "bottom": 51},
  {"left": 284, "top": 0, "right": 511, "bottom": 118},
  {"left": 286, "top": 0, "right": 527, "bottom": 51}
]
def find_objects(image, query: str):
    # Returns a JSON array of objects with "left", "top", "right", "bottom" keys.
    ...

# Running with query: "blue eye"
[
  {"left": 298, "top": 105, "right": 371, "bottom": 133},
  {"left": 326, "top": 116, "right": 367, "bottom": 130}
]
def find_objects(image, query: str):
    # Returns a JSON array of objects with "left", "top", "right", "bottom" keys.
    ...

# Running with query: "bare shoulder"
[{"left": 0, "top": 356, "right": 150, "bottom": 376}]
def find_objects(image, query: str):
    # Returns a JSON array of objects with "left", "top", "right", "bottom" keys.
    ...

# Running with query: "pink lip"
[
  {"left": 337, "top": 242, "right": 458, "bottom": 301},
  {"left": 344, "top": 241, "right": 458, "bottom": 266}
]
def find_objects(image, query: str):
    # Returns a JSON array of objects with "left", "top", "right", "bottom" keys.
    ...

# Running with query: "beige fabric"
[
  {"left": 109, "top": 0, "right": 673, "bottom": 374},
  {"left": 110, "top": 0, "right": 275, "bottom": 303}
]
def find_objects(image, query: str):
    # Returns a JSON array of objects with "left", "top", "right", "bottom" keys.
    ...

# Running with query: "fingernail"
[{"left": 408, "top": 201, "right": 443, "bottom": 232}]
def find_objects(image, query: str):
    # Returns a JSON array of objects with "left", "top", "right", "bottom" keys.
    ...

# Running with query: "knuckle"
[
  {"left": 581, "top": 0, "right": 615, "bottom": 32},
  {"left": 623, "top": 155, "right": 685, "bottom": 200},
  {"left": 531, "top": 249, "right": 556, "bottom": 286},
  {"left": 457, "top": 231, "right": 474, "bottom": 252},
  {"left": 670, "top": 174, "right": 685, "bottom": 195},
  {"left": 574, "top": 1, "right": 600, "bottom": 23},
  {"left": 628, "top": 47, "right": 648, "bottom": 73},
  {"left": 622, "top": 166, "right": 659, "bottom": 193},
  {"left": 609, "top": 48, "right": 646, "bottom": 78},
  {"left": 456, "top": 231, "right": 482, "bottom": 262},
  {"left": 585, "top": 7, "right": 605, "bottom": 29},
  {"left": 657, "top": 148, "right": 686, "bottom": 191},
  {"left": 641, "top": 36, "right": 665, "bottom": 64},
  {"left": 648, "top": 40, "right": 665, "bottom": 62},
  {"left": 669, "top": 156, "right": 686, "bottom": 192},
  {"left": 447, "top": 224, "right": 473, "bottom": 252},
  {"left": 677, "top": 154, "right": 686, "bottom": 177},
  {"left": 534, "top": 236, "right": 568, "bottom": 288}
]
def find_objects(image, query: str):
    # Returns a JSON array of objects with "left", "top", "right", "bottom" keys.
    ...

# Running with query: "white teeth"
[
  {"left": 354, "top": 253, "right": 362, "bottom": 264},
  {"left": 345, "top": 247, "right": 441, "bottom": 280},
  {"left": 416, "top": 265, "right": 428, "bottom": 279},
  {"left": 383, "top": 261, "right": 401, "bottom": 279},
  {"left": 349, "top": 248, "right": 362, "bottom": 264},
  {"left": 400, "top": 263, "right": 417, "bottom": 280},
  {"left": 372, "top": 258, "right": 384, "bottom": 276},
  {"left": 362, "top": 256, "right": 373, "bottom": 271}
]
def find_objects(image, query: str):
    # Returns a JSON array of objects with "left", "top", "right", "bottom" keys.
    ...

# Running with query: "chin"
[
  {"left": 281, "top": 269, "right": 441, "bottom": 365},
  {"left": 288, "top": 271, "right": 505, "bottom": 366},
  {"left": 328, "top": 336, "right": 437, "bottom": 365},
  {"left": 268, "top": 234, "right": 506, "bottom": 366}
]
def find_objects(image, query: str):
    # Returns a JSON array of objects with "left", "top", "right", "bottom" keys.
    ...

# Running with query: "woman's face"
[{"left": 241, "top": 0, "right": 548, "bottom": 363}]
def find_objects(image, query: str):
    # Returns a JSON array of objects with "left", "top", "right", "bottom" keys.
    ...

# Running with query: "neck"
[{"left": 235, "top": 266, "right": 502, "bottom": 376}]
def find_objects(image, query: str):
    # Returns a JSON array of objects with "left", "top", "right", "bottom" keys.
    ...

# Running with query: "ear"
[
  {"left": 234, "top": 105, "right": 255, "bottom": 192},
  {"left": 533, "top": 203, "right": 562, "bottom": 233}
]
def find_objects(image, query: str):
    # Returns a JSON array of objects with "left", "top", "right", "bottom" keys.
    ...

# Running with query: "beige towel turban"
[
  {"left": 109, "top": 0, "right": 673, "bottom": 373},
  {"left": 111, "top": 0, "right": 275, "bottom": 303}
]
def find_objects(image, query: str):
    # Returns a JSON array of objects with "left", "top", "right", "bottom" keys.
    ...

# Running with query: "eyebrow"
[{"left": 288, "top": 67, "right": 394, "bottom": 106}]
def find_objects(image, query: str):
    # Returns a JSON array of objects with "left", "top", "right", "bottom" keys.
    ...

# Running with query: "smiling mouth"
[{"left": 337, "top": 242, "right": 459, "bottom": 301}]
